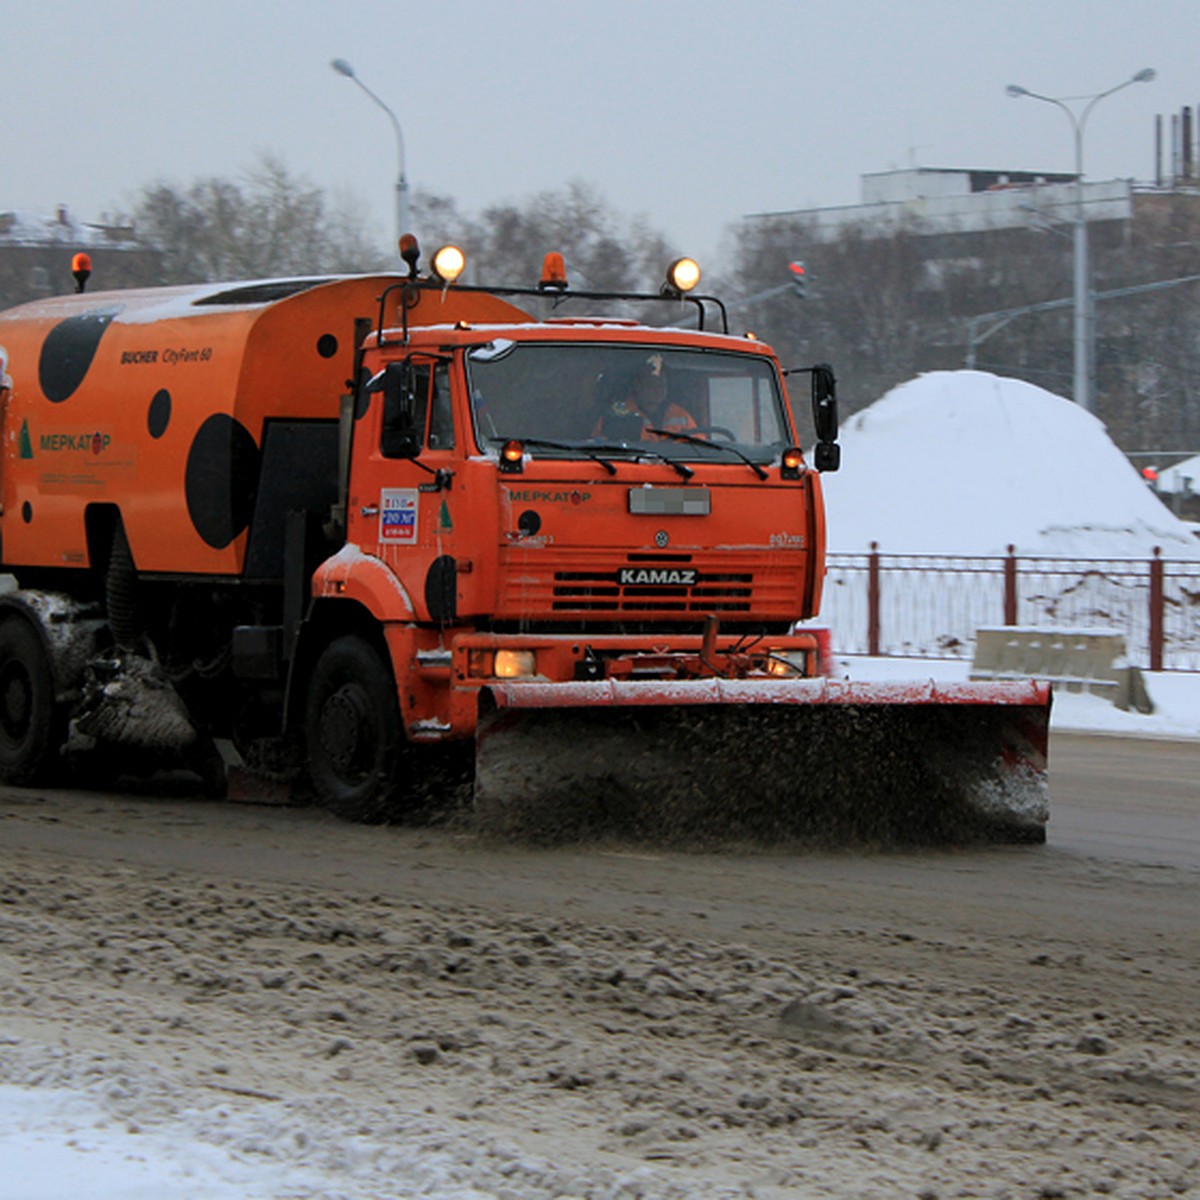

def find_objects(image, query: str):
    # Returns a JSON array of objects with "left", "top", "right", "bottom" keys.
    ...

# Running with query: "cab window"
[{"left": 380, "top": 361, "right": 455, "bottom": 457}]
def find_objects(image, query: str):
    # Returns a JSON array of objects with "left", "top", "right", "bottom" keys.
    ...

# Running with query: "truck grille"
[{"left": 499, "top": 551, "right": 802, "bottom": 617}]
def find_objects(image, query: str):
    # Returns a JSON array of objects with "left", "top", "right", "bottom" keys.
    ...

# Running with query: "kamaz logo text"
[{"left": 618, "top": 567, "right": 698, "bottom": 586}]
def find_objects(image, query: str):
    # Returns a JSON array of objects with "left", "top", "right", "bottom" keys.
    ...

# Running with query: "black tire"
[
  {"left": 0, "top": 617, "right": 62, "bottom": 786},
  {"left": 303, "top": 635, "right": 406, "bottom": 822}
]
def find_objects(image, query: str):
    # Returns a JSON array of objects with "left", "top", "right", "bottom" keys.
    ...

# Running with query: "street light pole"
[
  {"left": 1006, "top": 68, "right": 1155, "bottom": 412},
  {"left": 331, "top": 58, "right": 410, "bottom": 247}
]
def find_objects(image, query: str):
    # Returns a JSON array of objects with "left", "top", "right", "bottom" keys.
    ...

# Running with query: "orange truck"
[{"left": 0, "top": 244, "right": 1050, "bottom": 840}]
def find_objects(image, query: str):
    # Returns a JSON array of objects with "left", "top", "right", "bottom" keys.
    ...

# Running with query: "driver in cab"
[{"left": 595, "top": 354, "right": 697, "bottom": 441}]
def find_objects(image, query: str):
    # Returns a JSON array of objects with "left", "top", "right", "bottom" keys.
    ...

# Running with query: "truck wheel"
[
  {"left": 0, "top": 617, "right": 61, "bottom": 786},
  {"left": 304, "top": 636, "right": 405, "bottom": 822}
]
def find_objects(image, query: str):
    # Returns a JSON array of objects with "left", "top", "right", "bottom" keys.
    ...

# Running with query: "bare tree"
[
  {"left": 125, "top": 152, "right": 389, "bottom": 283},
  {"left": 726, "top": 216, "right": 934, "bottom": 412},
  {"left": 410, "top": 180, "right": 679, "bottom": 294},
  {"left": 122, "top": 162, "right": 680, "bottom": 302},
  {"left": 725, "top": 191, "right": 1200, "bottom": 453}
]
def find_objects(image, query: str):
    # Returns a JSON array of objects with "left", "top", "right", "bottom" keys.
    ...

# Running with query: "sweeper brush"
[{"left": 474, "top": 679, "right": 1050, "bottom": 846}]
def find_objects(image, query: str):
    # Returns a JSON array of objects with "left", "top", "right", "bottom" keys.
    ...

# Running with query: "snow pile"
[{"left": 820, "top": 370, "right": 1200, "bottom": 559}]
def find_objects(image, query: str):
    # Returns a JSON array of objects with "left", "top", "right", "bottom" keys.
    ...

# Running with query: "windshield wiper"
[
  {"left": 645, "top": 429, "right": 769, "bottom": 480},
  {"left": 500, "top": 438, "right": 618, "bottom": 475},
  {"left": 500, "top": 437, "right": 696, "bottom": 481},
  {"left": 587, "top": 442, "right": 695, "bottom": 480},
  {"left": 492, "top": 436, "right": 697, "bottom": 481}
]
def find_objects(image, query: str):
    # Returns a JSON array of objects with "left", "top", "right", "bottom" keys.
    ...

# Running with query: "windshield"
[{"left": 466, "top": 342, "right": 791, "bottom": 463}]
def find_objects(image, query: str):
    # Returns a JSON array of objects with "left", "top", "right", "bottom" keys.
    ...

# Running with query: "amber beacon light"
[{"left": 71, "top": 253, "right": 92, "bottom": 293}]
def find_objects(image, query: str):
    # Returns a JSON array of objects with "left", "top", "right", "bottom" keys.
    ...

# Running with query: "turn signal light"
[
  {"left": 499, "top": 439, "right": 525, "bottom": 473},
  {"left": 781, "top": 446, "right": 805, "bottom": 480}
]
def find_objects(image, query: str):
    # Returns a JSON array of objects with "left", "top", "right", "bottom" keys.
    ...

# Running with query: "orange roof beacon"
[{"left": 0, "top": 242, "right": 1049, "bottom": 841}]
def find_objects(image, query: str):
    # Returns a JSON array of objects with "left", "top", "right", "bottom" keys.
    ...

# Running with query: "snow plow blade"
[{"left": 475, "top": 678, "right": 1050, "bottom": 845}]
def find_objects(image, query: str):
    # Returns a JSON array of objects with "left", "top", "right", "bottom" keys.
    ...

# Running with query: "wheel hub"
[
  {"left": 319, "top": 685, "right": 373, "bottom": 775},
  {"left": 0, "top": 665, "right": 32, "bottom": 740}
]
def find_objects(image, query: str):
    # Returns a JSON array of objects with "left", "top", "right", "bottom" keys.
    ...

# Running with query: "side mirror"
[
  {"left": 811, "top": 363, "right": 838, "bottom": 444},
  {"left": 810, "top": 363, "right": 840, "bottom": 472},
  {"left": 375, "top": 361, "right": 422, "bottom": 459},
  {"left": 813, "top": 442, "right": 841, "bottom": 472}
]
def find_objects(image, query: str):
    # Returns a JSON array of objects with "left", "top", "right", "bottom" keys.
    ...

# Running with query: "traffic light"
[{"left": 789, "top": 260, "right": 807, "bottom": 298}]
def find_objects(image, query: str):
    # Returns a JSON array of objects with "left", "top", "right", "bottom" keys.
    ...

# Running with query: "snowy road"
[{"left": 1, "top": 729, "right": 1198, "bottom": 1199}]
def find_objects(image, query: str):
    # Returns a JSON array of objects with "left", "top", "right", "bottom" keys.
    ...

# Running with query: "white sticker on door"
[{"left": 380, "top": 488, "right": 419, "bottom": 545}]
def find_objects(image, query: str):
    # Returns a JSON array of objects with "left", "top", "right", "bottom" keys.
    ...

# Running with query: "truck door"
[{"left": 350, "top": 357, "right": 461, "bottom": 622}]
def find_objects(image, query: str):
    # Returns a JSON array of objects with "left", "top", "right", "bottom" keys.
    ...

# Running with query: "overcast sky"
[{"left": 4, "top": 0, "right": 1197, "bottom": 267}]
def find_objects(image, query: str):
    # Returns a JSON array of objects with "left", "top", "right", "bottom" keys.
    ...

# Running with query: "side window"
[
  {"left": 380, "top": 361, "right": 455, "bottom": 457},
  {"left": 428, "top": 362, "right": 455, "bottom": 450},
  {"left": 381, "top": 362, "right": 429, "bottom": 459}
]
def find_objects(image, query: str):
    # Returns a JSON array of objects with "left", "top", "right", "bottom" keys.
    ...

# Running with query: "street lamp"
[
  {"left": 1006, "top": 68, "right": 1156, "bottom": 412},
  {"left": 331, "top": 57, "right": 410, "bottom": 246}
]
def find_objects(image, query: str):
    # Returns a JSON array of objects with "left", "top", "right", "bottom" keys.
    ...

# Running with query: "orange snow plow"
[
  {"left": 475, "top": 678, "right": 1051, "bottom": 845},
  {"left": 0, "top": 241, "right": 1052, "bottom": 844}
]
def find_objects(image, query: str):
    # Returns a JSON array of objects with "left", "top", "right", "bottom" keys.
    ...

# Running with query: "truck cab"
[{"left": 295, "top": 253, "right": 838, "bottom": 807}]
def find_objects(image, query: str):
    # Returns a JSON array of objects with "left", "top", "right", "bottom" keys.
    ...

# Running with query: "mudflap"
[{"left": 474, "top": 679, "right": 1050, "bottom": 846}]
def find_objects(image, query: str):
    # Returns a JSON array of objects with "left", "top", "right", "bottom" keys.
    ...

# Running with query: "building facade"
[{"left": 0, "top": 207, "right": 160, "bottom": 309}]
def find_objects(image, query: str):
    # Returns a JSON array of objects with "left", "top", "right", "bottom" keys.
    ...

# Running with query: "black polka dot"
[
  {"left": 148, "top": 389, "right": 172, "bottom": 438},
  {"left": 38, "top": 308, "right": 121, "bottom": 402},
  {"left": 184, "top": 414, "right": 261, "bottom": 549}
]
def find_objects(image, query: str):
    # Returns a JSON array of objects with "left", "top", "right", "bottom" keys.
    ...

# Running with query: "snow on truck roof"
[{"left": 0, "top": 274, "right": 407, "bottom": 327}]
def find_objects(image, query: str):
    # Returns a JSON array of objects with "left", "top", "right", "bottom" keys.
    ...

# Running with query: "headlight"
[
  {"left": 467, "top": 648, "right": 537, "bottom": 679},
  {"left": 494, "top": 650, "right": 537, "bottom": 678},
  {"left": 766, "top": 651, "right": 807, "bottom": 677}
]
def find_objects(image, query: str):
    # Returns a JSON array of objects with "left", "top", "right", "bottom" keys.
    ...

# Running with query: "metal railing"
[{"left": 820, "top": 544, "right": 1200, "bottom": 671}]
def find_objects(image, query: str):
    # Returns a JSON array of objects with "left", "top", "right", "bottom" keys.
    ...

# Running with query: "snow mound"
[{"left": 821, "top": 370, "right": 1200, "bottom": 559}]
